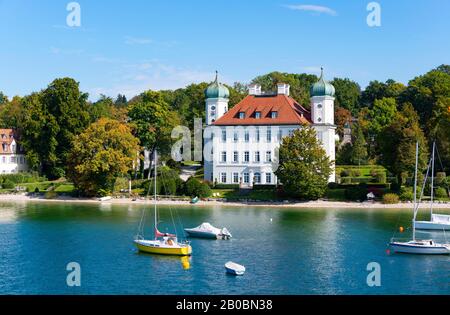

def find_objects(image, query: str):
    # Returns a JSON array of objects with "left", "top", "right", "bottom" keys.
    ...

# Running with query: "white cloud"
[
  {"left": 88, "top": 60, "right": 218, "bottom": 100},
  {"left": 124, "top": 36, "right": 154, "bottom": 45},
  {"left": 284, "top": 4, "right": 337, "bottom": 16}
]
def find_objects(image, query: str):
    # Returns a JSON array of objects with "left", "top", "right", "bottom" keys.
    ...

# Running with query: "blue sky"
[{"left": 0, "top": 0, "right": 449, "bottom": 101}]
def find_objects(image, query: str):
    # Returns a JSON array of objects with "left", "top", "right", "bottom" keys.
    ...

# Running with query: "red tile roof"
[
  {"left": 213, "top": 94, "right": 311, "bottom": 126},
  {"left": 0, "top": 129, "right": 21, "bottom": 154}
]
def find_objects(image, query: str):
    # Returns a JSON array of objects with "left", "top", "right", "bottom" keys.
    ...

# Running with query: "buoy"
[
  {"left": 399, "top": 226, "right": 404, "bottom": 233},
  {"left": 270, "top": 218, "right": 273, "bottom": 222},
  {"left": 386, "top": 249, "right": 391, "bottom": 255}
]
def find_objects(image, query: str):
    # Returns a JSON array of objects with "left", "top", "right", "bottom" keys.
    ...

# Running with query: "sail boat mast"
[
  {"left": 412, "top": 141, "right": 419, "bottom": 241},
  {"left": 430, "top": 142, "right": 435, "bottom": 217},
  {"left": 154, "top": 149, "right": 157, "bottom": 240}
]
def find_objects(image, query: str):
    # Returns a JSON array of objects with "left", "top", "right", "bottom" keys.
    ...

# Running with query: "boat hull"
[
  {"left": 184, "top": 229, "right": 218, "bottom": 239},
  {"left": 415, "top": 220, "right": 450, "bottom": 231},
  {"left": 134, "top": 240, "right": 192, "bottom": 256},
  {"left": 389, "top": 242, "right": 450, "bottom": 255}
]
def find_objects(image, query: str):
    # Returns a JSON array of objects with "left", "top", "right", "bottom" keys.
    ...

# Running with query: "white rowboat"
[{"left": 225, "top": 261, "right": 245, "bottom": 276}]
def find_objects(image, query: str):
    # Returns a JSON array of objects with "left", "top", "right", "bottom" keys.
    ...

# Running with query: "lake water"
[{"left": 0, "top": 201, "right": 448, "bottom": 295}]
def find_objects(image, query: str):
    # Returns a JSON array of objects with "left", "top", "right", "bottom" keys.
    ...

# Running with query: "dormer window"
[
  {"left": 271, "top": 111, "right": 278, "bottom": 119},
  {"left": 238, "top": 112, "right": 245, "bottom": 119},
  {"left": 255, "top": 111, "right": 261, "bottom": 119}
]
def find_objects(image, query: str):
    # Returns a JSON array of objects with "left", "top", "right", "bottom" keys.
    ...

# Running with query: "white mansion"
[
  {"left": 0, "top": 129, "right": 28, "bottom": 174},
  {"left": 203, "top": 70, "right": 336, "bottom": 186}
]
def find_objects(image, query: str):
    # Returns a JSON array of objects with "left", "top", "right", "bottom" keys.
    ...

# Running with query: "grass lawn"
[
  {"left": 336, "top": 165, "right": 386, "bottom": 177},
  {"left": 54, "top": 184, "right": 75, "bottom": 193}
]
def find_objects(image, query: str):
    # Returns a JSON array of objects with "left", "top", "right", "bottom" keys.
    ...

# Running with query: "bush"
[
  {"left": 2, "top": 179, "right": 15, "bottom": 189},
  {"left": 382, "top": 193, "right": 399, "bottom": 204},
  {"left": 376, "top": 173, "right": 386, "bottom": 184},
  {"left": 351, "top": 170, "right": 361, "bottom": 177},
  {"left": 185, "top": 177, "right": 211, "bottom": 198},
  {"left": 114, "top": 177, "right": 129, "bottom": 193},
  {"left": 345, "top": 185, "right": 367, "bottom": 201},
  {"left": 341, "top": 177, "right": 352, "bottom": 184},
  {"left": 370, "top": 169, "right": 378, "bottom": 177},
  {"left": 340, "top": 169, "right": 351, "bottom": 177},
  {"left": 435, "top": 172, "right": 446, "bottom": 186},
  {"left": 252, "top": 184, "right": 277, "bottom": 190},
  {"left": 213, "top": 184, "right": 240, "bottom": 190},
  {"left": 399, "top": 186, "right": 414, "bottom": 201},
  {"left": 435, "top": 187, "right": 448, "bottom": 199},
  {"left": 44, "top": 191, "right": 58, "bottom": 199}
]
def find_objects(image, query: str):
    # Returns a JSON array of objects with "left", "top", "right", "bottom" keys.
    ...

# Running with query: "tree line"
[{"left": 0, "top": 64, "right": 448, "bottom": 196}]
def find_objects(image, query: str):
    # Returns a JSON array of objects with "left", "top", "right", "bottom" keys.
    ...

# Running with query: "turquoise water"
[{"left": 0, "top": 201, "right": 448, "bottom": 295}]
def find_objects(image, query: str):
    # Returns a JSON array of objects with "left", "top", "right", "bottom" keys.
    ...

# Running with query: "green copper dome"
[
  {"left": 205, "top": 71, "right": 229, "bottom": 99},
  {"left": 310, "top": 68, "right": 335, "bottom": 97}
]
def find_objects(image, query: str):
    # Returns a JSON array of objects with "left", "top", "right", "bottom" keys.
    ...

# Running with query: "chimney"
[
  {"left": 248, "top": 84, "right": 262, "bottom": 96},
  {"left": 277, "top": 83, "right": 290, "bottom": 96}
]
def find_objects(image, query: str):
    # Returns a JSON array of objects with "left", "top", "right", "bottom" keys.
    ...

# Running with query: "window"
[
  {"left": 254, "top": 173, "right": 261, "bottom": 184},
  {"left": 266, "top": 151, "right": 272, "bottom": 162},
  {"left": 20, "top": 156, "right": 24, "bottom": 164},
  {"left": 254, "top": 151, "right": 260, "bottom": 163},
  {"left": 244, "top": 130, "right": 250, "bottom": 142},
  {"left": 211, "top": 105, "right": 216, "bottom": 111},
  {"left": 255, "top": 111, "right": 261, "bottom": 119},
  {"left": 233, "top": 151, "right": 238, "bottom": 163},
  {"left": 2, "top": 157, "right": 5, "bottom": 163},
  {"left": 243, "top": 173, "right": 250, "bottom": 183},
  {"left": 233, "top": 173, "right": 239, "bottom": 183},
  {"left": 266, "top": 128, "right": 272, "bottom": 142},
  {"left": 11, "top": 157, "right": 16, "bottom": 163},
  {"left": 12, "top": 145, "right": 16, "bottom": 153},
  {"left": 2, "top": 144, "right": 6, "bottom": 151},
  {"left": 266, "top": 173, "right": 272, "bottom": 184},
  {"left": 244, "top": 151, "right": 250, "bottom": 162},
  {"left": 221, "top": 130, "right": 226, "bottom": 142},
  {"left": 211, "top": 111, "right": 216, "bottom": 117},
  {"left": 278, "top": 129, "right": 282, "bottom": 141},
  {"left": 317, "top": 104, "right": 322, "bottom": 109},
  {"left": 289, "top": 129, "right": 294, "bottom": 137},
  {"left": 256, "top": 128, "right": 260, "bottom": 142},
  {"left": 233, "top": 132, "right": 238, "bottom": 142},
  {"left": 271, "top": 111, "right": 278, "bottom": 119},
  {"left": 239, "top": 112, "right": 245, "bottom": 119},
  {"left": 221, "top": 173, "right": 227, "bottom": 183},
  {"left": 221, "top": 151, "right": 227, "bottom": 163}
]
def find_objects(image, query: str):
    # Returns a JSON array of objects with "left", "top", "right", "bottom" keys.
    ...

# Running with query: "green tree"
[
  {"left": 378, "top": 103, "right": 429, "bottom": 182},
  {"left": 67, "top": 118, "right": 141, "bottom": 196},
  {"left": 275, "top": 126, "right": 332, "bottom": 200},
  {"left": 361, "top": 79, "right": 406, "bottom": 108},
  {"left": 0, "top": 96, "right": 23, "bottom": 129},
  {"left": 21, "top": 78, "right": 90, "bottom": 179},
  {"left": 89, "top": 95, "right": 115, "bottom": 122},
  {"left": 251, "top": 72, "right": 318, "bottom": 108},
  {"left": 0, "top": 92, "right": 8, "bottom": 105},
  {"left": 351, "top": 123, "right": 368, "bottom": 165},
  {"left": 330, "top": 78, "right": 361, "bottom": 114},
  {"left": 368, "top": 97, "right": 398, "bottom": 135},
  {"left": 128, "top": 90, "right": 181, "bottom": 177}
]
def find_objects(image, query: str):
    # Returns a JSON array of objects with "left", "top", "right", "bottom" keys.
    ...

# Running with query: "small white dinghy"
[
  {"left": 184, "top": 222, "right": 232, "bottom": 240},
  {"left": 225, "top": 261, "right": 245, "bottom": 276}
]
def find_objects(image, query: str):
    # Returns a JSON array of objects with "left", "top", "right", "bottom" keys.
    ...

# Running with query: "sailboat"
[
  {"left": 389, "top": 142, "right": 450, "bottom": 255},
  {"left": 414, "top": 142, "right": 450, "bottom": 231},
  {"left": 134, "top": 150, "right": 192, "bottom": 256}
]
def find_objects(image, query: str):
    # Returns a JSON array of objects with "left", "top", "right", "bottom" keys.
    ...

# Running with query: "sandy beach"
[{"left": 1, "top": 193, "right": 450, "bottom": 210}]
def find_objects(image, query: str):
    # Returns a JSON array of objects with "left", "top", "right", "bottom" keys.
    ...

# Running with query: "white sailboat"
[
  {"left": 389, "top": 142, "right": 450, "bottom": 255},
  {"left": 414, "top": 142, "right": 450, "bottom": 231},
  {"left": 134, "top": 150, "right": 192, "bottom": 256}
]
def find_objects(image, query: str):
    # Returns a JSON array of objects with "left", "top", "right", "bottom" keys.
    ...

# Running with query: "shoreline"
[{"left": 1, "top": 194, "right": 450, "bottom": 210}]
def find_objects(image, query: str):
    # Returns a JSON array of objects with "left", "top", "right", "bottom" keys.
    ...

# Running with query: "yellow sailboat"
[{"left": 134, "top": 150, "right": 192, "bottom": 256}]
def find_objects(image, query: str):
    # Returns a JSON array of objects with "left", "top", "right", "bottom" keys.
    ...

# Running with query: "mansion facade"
[
  {"left": 203, "top": 70, "right": 337, "bottom": 186},
  {"left": 0, "top": 129, "right": 28, "bottom": 174}
]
